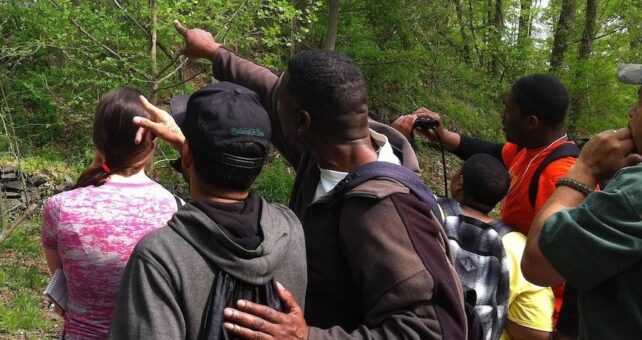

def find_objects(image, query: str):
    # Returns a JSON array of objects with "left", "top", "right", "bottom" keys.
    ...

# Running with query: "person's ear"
[
  {"left": 296, "top": 109, "right": 312, "bottom": 135},
  {"left": 181, "top": 142, "right": 193, "bottom": 170},
  {"left": 526, "top": 115, "right": 539, "bottom": 130},
  {"left": 450, "top": 172, "right": 463, "bottom": 198}
]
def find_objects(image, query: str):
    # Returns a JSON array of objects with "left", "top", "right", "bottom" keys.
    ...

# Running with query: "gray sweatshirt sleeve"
[{"left": 108, "top": 252, "right": 186, "bottom": 339}]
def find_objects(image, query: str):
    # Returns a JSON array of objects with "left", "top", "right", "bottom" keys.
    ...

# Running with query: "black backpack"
[
  {"left": 439, "top": 198, "right": 511, "bottom": 340},
  {"left": 332, "top": 161, "right": 467, "bottom": 339},
  {"left": 172, "top": 199, "right": 283, "bottom": 340},
  {"left": 198, "top": 272, "right": 282, "bottom": 340}
]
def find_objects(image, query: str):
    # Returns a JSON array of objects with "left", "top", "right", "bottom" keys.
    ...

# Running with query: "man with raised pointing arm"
[{"left": 134, "top": 21, "right": 467, "bottom": 340}]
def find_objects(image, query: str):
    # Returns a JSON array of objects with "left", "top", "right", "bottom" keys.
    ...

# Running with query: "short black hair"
[
  {"left": 287, "top": 49, "right": 367, "bottom": 118},
  {"left": 191, "top": 141, "right": 266, "bottom": 192},
  {"left": 511, "top": 74, "right": 569, "bottom": 126},
  {"left": 461, "top": 154, "right": 511, "bottom": 214}
]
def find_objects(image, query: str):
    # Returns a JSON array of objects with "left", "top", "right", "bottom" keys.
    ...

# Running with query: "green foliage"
[
  {"left": 0, "top": 219, "right": 60, "bottom": 337},
  {"left": 0, "top": 0, "right": 321, "bottom": 151},
  {"left": 0, "top": 0, "right": 641, "bottom": 337},
  {"left": 253, "top": 153, "right": 295, "bottom": 204},
  {"left": 327, "top": 0, "right": 640, "bottom": 145}
]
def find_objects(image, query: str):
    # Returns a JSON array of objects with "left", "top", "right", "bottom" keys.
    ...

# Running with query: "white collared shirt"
[{"left": 313, "top": 129, "right": 401, "bottom": 201}]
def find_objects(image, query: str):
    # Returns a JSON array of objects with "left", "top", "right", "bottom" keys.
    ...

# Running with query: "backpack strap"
[
  {"left": 174, "top": 195, "right": 184, "bottom": 210},
  {"left": 333, "top": 161, "right": 443, "bottom": 224},
  {"left": 437, "top": 197, "right": 463, "bottom": 218},
  {"left": 488, "top": 219, "right": 514, "bottom": 238},
  {"left": 528, "top": 143, "right": 580, "bottom": 208}
]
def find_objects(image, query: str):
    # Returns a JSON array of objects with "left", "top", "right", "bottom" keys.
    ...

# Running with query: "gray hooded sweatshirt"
[{"left": 108, "top": 198, "right": 307, "bottom": 339}]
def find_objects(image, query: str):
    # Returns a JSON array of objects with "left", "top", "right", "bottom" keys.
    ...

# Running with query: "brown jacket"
[{"left": 212, "top": 48, "right": 466, "bottom": 339}]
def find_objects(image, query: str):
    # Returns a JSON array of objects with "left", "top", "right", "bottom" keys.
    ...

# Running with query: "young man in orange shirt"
[
  {"left": 522, "top": 65, "right": 642, "bottom": 340},
  {"left": 393, "top": 74, "right": 576, "bottom": 338}
]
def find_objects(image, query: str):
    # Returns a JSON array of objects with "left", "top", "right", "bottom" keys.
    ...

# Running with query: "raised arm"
[
  {"left": 392, "top": 107, "right": 504, "bottom": 161},
  {"left": 391, "top": 107, "right": 461, "bottom": 151},
  {"left": 174, "top": 21, "right": 300, "bottom": 166}
]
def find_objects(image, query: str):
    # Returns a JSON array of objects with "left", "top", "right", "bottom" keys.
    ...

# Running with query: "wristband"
[{"left": 555, "top": 177, "right": 593, "bottom": 196}]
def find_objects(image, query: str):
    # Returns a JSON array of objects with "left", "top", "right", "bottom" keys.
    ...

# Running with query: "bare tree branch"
[
  {"left": 158, "top": 57, "right": 188, "bottom": 83},
  {"left": 219, "top": 0, "right": 250, "bottom": 43},
  {"left": 157, "top": 70, "right": 206, "bottom": 91},
  {"left": 157, "top": 53, "right": 182, "bottom": 78},
  {"left": 0, "top": 203, "right": 39, "bottom": 244},
  {"left": 567, "top": 25, "right": 626, "bottom": 46},
  {"left": 50, "top": 0, "right": 150, "bottom": 80},
  {"left": 111, "top": 0, "right": 175, "bottom": 60}
]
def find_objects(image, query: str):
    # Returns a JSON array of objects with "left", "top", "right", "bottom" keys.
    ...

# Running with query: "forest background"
[{"left": 0, "top": 0, "right": 641, "bottom": 338}]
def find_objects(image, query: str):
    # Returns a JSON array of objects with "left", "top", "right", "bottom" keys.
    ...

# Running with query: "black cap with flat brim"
[
  {"left": 170, "top": 94, "right": 190, "bottom": 129},
  {"left": 175, "top": 82, "right": 271, "bottom": 169}
]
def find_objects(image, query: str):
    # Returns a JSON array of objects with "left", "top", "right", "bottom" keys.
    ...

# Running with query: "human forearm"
[
  {"left": 174, "top": 21, "right": 278, "bottom": 111},
  {"left": 522, "top": 127, "right": 635, "bottom": 286},
  {"left": 522, "top": 162, "right": 596, "bottom": 286},
  {"left": 505, "top": 320, "right": 551, "bottom": 340},
  {"left": 453, "top": 134, "right": 504, "bottom": 161},
  {"left": 44, "top": 248, "right": 62, "bottom": 274},
  {"left": 390, "top": 108, "right": 461, "bottom": 151},
  {"left": 211, "top": 48, "right": 279, "bottom": 108},
  {"left": 436, "top": 129, "right": 462, "bottom": 151}
]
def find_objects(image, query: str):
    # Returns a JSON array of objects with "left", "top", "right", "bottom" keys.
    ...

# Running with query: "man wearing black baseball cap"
[
  {"left": 522, "top": 65, "right": 642, "bottom": 339},
  {"left": 109, "top": 82, "right": 307, "bottom": 339}
]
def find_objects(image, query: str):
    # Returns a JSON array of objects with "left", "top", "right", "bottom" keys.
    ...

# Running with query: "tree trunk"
[
  {"left": 490, "top": 0, "right": 503, "bottom": 76},
  {"left": 549, "top": 0, "right": 577, "bottom": 73},
  {"left": 624, "top": 1, "right": 642, "bottom": 60},
  {"left": 453, "top": 0, "right": 471, "bottom": 64},
  {"left": 569, "top": 0, "right": 597, "bottom": 132},
  {"left": 149, "top": 0, "right": 158, "bottom": 103},
  {"left": 578, "top": 0, "right": 597, "bottom": 59},
  {"left": 467, "top": 0, "right": 482, "bottom": 65},
  {"left": 322, "top": 0, "right": 339, "bottom": 51},
  {"left": 518, "top": 0, "right": 532, "bottom": 46}
]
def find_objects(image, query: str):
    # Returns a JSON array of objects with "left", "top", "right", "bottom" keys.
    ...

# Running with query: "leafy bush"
[{"left": 253, "top": 154, "right": 295, "bottom": 204}]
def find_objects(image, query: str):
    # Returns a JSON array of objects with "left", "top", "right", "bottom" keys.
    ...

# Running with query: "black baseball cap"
[{"left": 171, "top": 82, "right": 271, "bottom": 169}]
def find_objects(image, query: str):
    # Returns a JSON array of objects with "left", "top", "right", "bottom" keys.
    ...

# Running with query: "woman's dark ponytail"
[
  {"left": 73, "top": 164, "right": 111, "bottom": 189},
  {"left": 73, "top": 88, "right": 154, "bottom": 189}
]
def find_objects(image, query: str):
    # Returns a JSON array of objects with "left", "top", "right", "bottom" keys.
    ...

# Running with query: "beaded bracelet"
[{"left": 555, "top": 177, "right": 593, "bottom": 196}]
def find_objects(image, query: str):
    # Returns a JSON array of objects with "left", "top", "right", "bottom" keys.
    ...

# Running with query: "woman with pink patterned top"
[{"left": 41, "top": 88, "right": 179, "bottom": 339}]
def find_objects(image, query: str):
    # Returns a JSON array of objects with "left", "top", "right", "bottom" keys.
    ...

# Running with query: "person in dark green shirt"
[{"left": 522, "top": 65, "right": 642, "bottom": 340}]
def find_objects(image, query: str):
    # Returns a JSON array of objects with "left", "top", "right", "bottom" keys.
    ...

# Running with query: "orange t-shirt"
[
  {"left": 499, "top": 141, "right": 577, "bottom": 235},
  {"left": 498, "top": 140, "right": 577, "bottom": 324}
]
